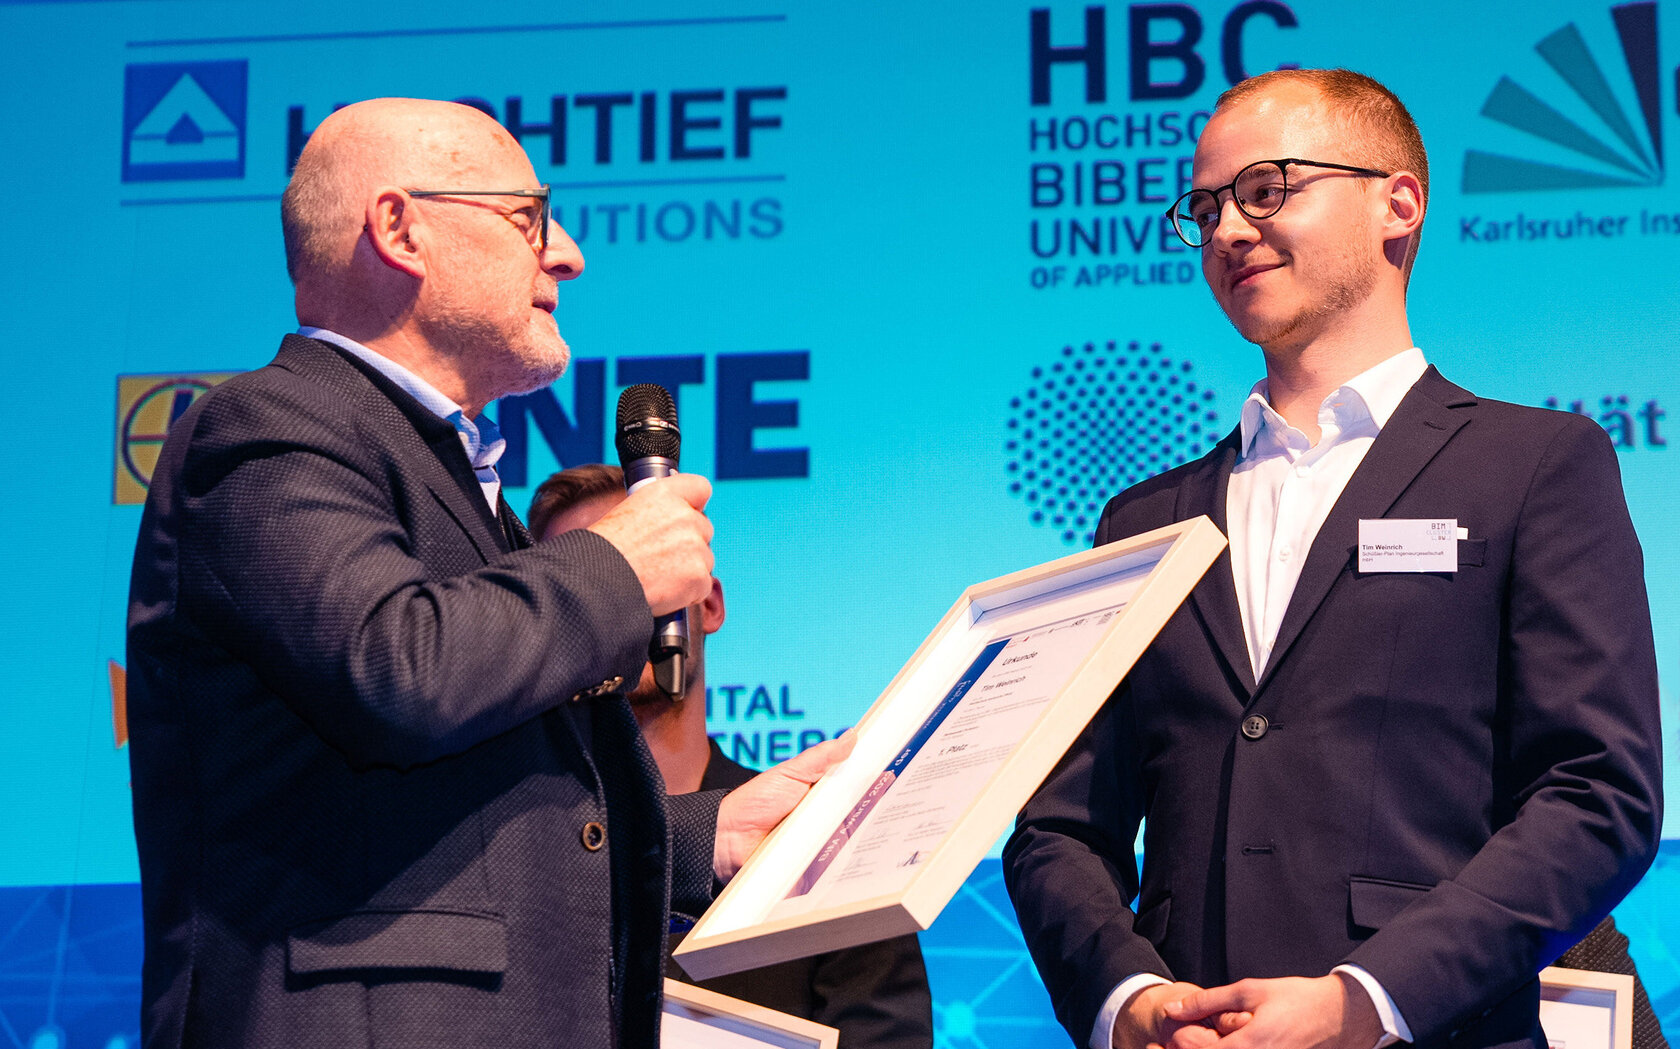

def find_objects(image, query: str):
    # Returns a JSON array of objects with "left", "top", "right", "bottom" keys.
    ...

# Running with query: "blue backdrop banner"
[{"left": 0, "top": 1, "right": 1673, "bottom": 1046}]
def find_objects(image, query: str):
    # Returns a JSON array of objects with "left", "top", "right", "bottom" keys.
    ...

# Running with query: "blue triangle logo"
[{"left": 165, "top": 113, "right": 205, "bottom": 146}]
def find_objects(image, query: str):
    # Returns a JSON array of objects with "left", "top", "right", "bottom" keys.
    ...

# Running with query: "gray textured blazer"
[{"left": 128, "top": 334, "right": 720, "bottom": 1048}]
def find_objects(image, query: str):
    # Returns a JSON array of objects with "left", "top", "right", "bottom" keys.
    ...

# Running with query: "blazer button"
[
  {"left": 1240, "top": 714, "right": 1269, "bottom": 740},
  {"left": 571, "top": 676, "right": 626, "bottom": 702},
  {"left": 582, "top": 821, "right": 607, "bottom": 851}
]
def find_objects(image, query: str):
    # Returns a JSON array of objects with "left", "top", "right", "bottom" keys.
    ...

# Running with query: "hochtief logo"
[
  {"left": 1463, "top": 2, "right": 1662, "bottom": 193},
  {"left": 122, "top": 61, "right": 248, "bottom": 182},
  {"left": 1005, "top": 340, "right": 1219, "bottom": 546}
]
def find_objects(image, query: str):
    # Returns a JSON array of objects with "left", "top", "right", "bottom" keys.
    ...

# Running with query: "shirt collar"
[
  {"left": 1239, "top": 347, "right": 1427, "bottom": 458},
  {"left": 298, "top": 326, "right": 505, "bottom": 472}
]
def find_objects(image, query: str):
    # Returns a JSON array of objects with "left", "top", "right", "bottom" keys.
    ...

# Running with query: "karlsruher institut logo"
[
  {"left": 1463, "top": 2, "right": 1663, "bottom": 192},
  {"left": 1006, "top": 340, "right": 1219, "bottom": 546},
  {"left": 122, "top": 60, "right": 249, "bottom": 182}
]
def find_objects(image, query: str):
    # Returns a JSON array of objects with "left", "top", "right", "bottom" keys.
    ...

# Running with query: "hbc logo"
[
  {"left": 1029, "top": 3, "right": 1299, "bottom": 104},
  {"left": 122, "top": 61, "right": 249, "bottom": 182},
  {"left": 1023, "top": 6, "right": 1298, "bottom": 285}
]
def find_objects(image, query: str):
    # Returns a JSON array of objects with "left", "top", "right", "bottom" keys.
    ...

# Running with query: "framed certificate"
[
  {"left": 1539, "top": 967, "right": 1634, "bottom": 1049},
  {"left": 674, "top": 516, "right": 1226, "bottom": 979},
  {"left": 662, "top": 979, "right": 839, "bottom": 1049}
]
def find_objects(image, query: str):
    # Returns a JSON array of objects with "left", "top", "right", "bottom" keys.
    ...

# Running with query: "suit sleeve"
[
  {"left": 1344, "top": 418, "right": 1663, "bottom": 1040},
  {"left": 152, "top": 380, "right": 654, "bottom": 771},
  {"left": 1004, "top": 493, "right": 1173, "bottom": 1044},
  {"left": 668, "top": 790, "right": 725, "bottom": 919},
  {"left": 1004, "top": 694, "right": 1169, "bottom": 1045}
]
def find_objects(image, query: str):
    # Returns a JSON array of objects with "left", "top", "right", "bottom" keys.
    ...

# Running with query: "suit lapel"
[
  {"left": 1176, "top": 430, "right": 1258, "bottom": 696},
  {"left": 414, "top": 421, "right": 512, "bottom": 557},
  {"left": 499, "top": 494, "right": 534, "bottom": 550},
  {"left": 273, "top": 334, "right": 509, "bottom": 562},
  {"left": 1256, "top": 367, "right": 1474, "bottom": 692}
]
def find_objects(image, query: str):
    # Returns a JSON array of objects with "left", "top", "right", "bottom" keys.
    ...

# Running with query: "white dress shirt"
[
  {"left": 1227, "top": 347, "right": 1427, "bottom": 680},
  {"left": 1091, "top": 348, "right": 1428, "bottom": 1049}
]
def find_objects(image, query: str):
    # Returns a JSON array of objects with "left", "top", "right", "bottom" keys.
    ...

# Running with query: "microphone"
[{"left": 614, "top": 383, "right": 689, "bottom": 701}]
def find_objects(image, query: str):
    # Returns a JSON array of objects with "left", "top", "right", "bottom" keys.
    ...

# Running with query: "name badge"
[{"left": 1358, "top": 518, "right": 1458, "bottom": 573}]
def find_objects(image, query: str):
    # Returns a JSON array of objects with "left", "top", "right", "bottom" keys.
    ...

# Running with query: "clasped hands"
[{"left": 1118, "top": 973, "right": 1385, "bottom": 1049}]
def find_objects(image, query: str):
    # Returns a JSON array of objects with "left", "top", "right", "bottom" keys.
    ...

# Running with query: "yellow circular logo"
[{"left": 119, "top": 378, "right": 215, "bottom": 493}]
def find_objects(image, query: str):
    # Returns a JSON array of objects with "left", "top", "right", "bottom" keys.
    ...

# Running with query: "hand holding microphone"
[
  {"left": 587, "top": 474, "right": 713, "bottom": 615},
  {"left": 585, "top": 384, "right": 709, "bottom": 698}
]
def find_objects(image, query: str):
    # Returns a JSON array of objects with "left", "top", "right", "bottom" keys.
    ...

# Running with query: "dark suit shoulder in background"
[
  {"left": 1556, "top": 917, "right": 1670, "bottom": 1049},
  {"left": 665, "top": 740, "right": 936, "bottom": 1049}
]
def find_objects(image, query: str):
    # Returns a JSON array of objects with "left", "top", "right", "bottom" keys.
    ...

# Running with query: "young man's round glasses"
[
  {"left": 1165, "top": 159, "right": 1391, "bottom": 248},
  {"left": 405, "top": 186, "right": 553, "bottom": 252}
]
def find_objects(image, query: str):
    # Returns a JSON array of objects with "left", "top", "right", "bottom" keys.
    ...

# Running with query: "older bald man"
[{"left": 127, "top": 98, "right": 845, "bottom": 1049}]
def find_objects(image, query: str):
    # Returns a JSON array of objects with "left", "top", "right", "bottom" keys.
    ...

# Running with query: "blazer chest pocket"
[
  {"left": 287, "top": 908, "right": 508, "bottom": 976},
  {"left": 1346, "top": 539, "right": 1486, "bottom": 571},
  {"left": 1348, "top": 876, "right": 1432, "bottom": 931}
]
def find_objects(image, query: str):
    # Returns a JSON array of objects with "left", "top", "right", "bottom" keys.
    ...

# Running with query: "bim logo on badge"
[
  {"left": 1463, "top": 3, "right": 1663, "bottom": 192},
  {"left": 122, "top": 61, "right": 248, "bottom": 182},
  {"left": 1005, "top": 341, "right": 1219, "bottom": 546}
]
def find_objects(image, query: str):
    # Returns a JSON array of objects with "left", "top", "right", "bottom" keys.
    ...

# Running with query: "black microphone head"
[{"left": 615, "top": 383, "right": 682, "bottom": 464}]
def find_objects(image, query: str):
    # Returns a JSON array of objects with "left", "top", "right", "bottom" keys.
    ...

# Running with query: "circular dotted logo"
[{"left": 1006, "top": 340, "right": 1220, "bottom": 545}]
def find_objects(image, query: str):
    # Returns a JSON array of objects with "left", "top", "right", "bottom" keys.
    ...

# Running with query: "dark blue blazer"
[
  {"left": 128, "top": 335, "right": 721, "bottom": 1048},
  {"left": 1005, "top": 368, "right": 1663, "bottom": 1049}
]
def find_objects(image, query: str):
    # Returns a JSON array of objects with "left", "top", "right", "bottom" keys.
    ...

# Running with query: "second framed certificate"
[{"left": 674, "top": 516, "right": 1226, "bottom": 979}]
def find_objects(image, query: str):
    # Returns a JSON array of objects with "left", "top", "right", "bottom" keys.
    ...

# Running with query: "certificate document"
[
  {"left": 673, "top": 516, "right": 1225, "bottom": 980},
  {"left": 662, "top": 979, "right": 839, "bottom": 1049},
  {"left": 773, "top": 605, "right": 1123, "bottom": 916}
]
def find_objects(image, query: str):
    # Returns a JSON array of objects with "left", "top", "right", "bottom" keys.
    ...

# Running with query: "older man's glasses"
[
  {"left": 405, "top": 185, "right": 552, "bottom": 251},
  {"left": 1165, "top": 159, "right": 1390, "bottom": 248}
]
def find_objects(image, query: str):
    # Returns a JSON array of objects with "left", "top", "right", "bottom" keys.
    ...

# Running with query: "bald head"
[
  {"left": 278, "top": 97, "right": 586, "bottom": 414},
  {"left": 280, "top": 98, "right": 533, "bottom": 288}
]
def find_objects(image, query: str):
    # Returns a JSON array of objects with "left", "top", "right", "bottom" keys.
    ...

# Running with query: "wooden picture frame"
[
  {"left": 675, "top": 516, "right": 1226, "bottom": 979},
  {"left": 661, "top": 979, "right": 839, "bottom": 1049},
  {"left": 1539, "top": 966, "right": 1634, "bottom": 1049}
]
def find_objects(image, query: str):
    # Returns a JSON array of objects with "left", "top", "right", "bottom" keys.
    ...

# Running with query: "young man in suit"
[
  {"left": 127, "top": 98, "right": 847, "bottom": 1049},
  {"left": 529, "top": 463, "right": 937, "bottom": 1049},
  {"left": 1004, "top": 69, "right": 1663, "bottom": 1049}
]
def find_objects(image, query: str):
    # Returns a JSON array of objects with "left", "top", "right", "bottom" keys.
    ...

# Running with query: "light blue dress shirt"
[{"left": 298, "top": 327, "right": 507, "bottom": 512}]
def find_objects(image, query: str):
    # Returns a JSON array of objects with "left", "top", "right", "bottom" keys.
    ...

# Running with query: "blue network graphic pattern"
[
  {"left": 4, "top": 855, "right": 1677, "bottom": 1047},
  {"left": 0, "top": 884, "right": 141, "bottom": 1049},
  {"left": 919, "top": 853, "right": 1680, "bottom": 1048}
]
